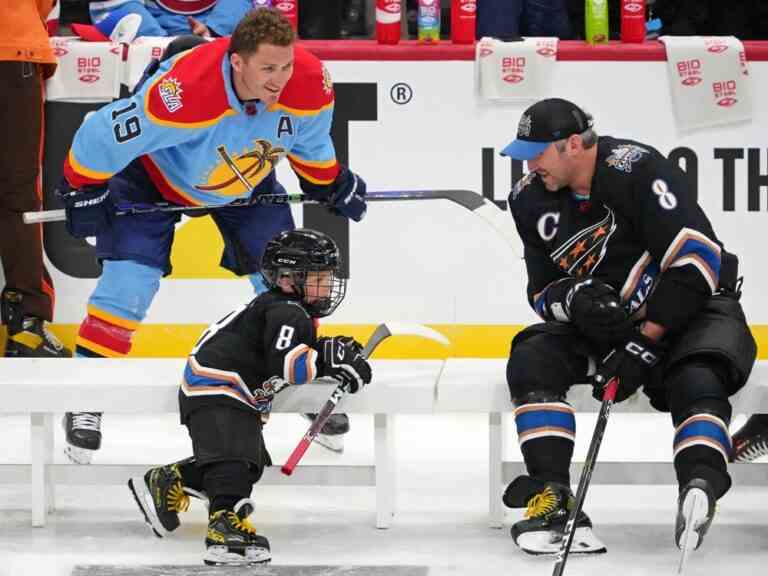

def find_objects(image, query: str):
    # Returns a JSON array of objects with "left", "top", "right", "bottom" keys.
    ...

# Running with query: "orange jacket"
[{"left": 0, "top": 0, "right": 57, "bottom": 78}]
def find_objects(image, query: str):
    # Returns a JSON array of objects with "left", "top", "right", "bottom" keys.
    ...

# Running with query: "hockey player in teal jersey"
[{"left": 58, "top": 8, "right": 367, "bottom": 464}]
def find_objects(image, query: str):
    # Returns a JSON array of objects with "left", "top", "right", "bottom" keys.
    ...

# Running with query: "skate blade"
[
  {"left": 127, "top": 477, "right": 167, "bottom": 538},
  {"left": 64, "top": 444, "right": 94, "bottom": 465},
  {"left": 203, "top": 546, "right": 271, "bottom": 565},
  {"left": 314, "top": 433, "right": 345, "bottom": 453},
  {"left": 516, "top": 526, "right": 607, "bottom": 556},
  {"left": 677, "top": 488, "right": 709, "bottom": 574}
]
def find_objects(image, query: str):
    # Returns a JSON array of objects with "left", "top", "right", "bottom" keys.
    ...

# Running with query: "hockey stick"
[
  {"left": 551, "top": 377, "right": 619, "bottom": 576},
  {"left": 281, "top": 322, "right": 450, "bottom": 476},
  {"left": 23, "top": 189, "right": 521, "bottom": 256}
]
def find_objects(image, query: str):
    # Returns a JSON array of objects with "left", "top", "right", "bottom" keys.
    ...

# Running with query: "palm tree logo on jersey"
[{"left": 197, "top": 140, "right": 286, "bottom": 196}]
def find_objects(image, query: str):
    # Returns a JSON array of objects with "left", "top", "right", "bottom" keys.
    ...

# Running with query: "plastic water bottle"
[
  {"left": 417, "top": 0, "right": 440, "bottom": 43},
  {"left": 450, "top": 0, "right": 476, "bottom": 44},
  {"left": 376, "top": 0, "right": 401, "bottom": 45},
  {"left": 585, "top": 0, "right": 609, "bottom": 44},
  {"left": 620, "top": 0, "right": 646, "bottom": 43},
  {"left": 273, "top": 0, "right": 298, "bottom": 31}
]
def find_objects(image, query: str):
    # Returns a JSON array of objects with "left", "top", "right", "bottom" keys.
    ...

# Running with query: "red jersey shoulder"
[
  {"left": 145, "top": 38, "right": 233, "bottom": 126},
  {"left": 277, "top": 45, "right": 334, "bottom": 113}
]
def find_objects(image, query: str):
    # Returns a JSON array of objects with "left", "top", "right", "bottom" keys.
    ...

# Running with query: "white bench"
[
  {"left": 436, "top": 359, "right": 768, "bottom": 527},
  {"left": 4, "top": 357, "right": 767, "bottom": 530},
  {"left": 0, "top": 358, "right": 444, "bottom": 529}
]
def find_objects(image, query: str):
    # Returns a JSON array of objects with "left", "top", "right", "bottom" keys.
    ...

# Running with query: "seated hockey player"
[
  {"left": 128, "top": 228, "right": 372, "bottom": 566},
  {"left": 499, "top": 97, "right": 756, "bottom": 557}
]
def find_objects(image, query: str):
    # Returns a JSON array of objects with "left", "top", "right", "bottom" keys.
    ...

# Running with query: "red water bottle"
[
  {"left": 273, "top": 0, "right": 298, "bottom": 31},
  {"left": 620, "top": 0, "right": 646, "bottom": 43},
  {"left": 451, "top": 0, "right": 476, "bottom": 44},
  {"left": 376, "top": 0, "right": 401, "bottom": 45}
]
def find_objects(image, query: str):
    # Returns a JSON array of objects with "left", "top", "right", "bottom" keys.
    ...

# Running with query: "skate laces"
[
  {"left": 71, "top": 412, "right": 101, "bottom": 431},
  {"left": 525, "top": 486, "right": 560, "bottom": 518},
  {"left": 229, "top": 512, "right": 259, "bottom": 536},
  {"left": 167, "top": 481, "right": 190, "bottom": 513},
  {"left": 23, "top": 318, "right": 64, "bottom": 350},
  {"left": 735, "top": 440, "right": 768, "bottom": 462}
]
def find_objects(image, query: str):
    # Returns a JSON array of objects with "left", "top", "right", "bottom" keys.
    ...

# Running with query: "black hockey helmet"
[{"left": 261, "top": 228, "right": 346, "bottom": 317}]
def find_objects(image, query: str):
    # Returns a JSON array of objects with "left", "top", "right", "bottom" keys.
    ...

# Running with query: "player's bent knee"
[
  {"left": 507, "top": 334, "right": 571, "bottom": 405},
  {"left": 666, "top": 360, "right": 732, "bottom": 427}
]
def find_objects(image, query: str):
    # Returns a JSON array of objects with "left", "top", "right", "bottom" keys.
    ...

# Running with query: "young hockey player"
[{"left": 128, "top": 228, "right": 372, "bottom": 565}]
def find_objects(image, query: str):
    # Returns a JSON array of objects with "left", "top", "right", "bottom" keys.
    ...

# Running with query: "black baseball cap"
[{"left": 500, "top": 98, "right": 593, "bottom": 160}]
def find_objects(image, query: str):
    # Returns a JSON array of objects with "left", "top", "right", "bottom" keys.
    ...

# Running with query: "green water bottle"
[{"left": 585, "top": 0, "right": 609, "bottom": 44}]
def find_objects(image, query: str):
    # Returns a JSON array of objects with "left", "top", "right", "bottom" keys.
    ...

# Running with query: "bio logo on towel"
[
  {"left": 676, "top": 59, "right": 702, "bottom": 87},
  {"left": 51, "top": 39, "right": 70, "bottom": 57},
  {"left": 77, "top": 56, "right": 101, "bottom": 84},
  {"left": 713, "top": 80, "right": 738, "bottom": 107},
  {"left": 704, "top": 38, "right": 729, "bottom": 54},
  {"left": 501, "top": 56, "right": 525, "bottom": 84},
  {"left": 536, "top": 40, "right": 557, "bottom": 58}
]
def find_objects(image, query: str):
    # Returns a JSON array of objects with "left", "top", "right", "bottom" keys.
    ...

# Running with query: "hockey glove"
[
  {"left": 546, "top": 277, "right": 634, "bottom": 345},
  {"left": 327, "top": 167, "right": 367, "bottom": 222},
  {"left": 317, "top": 336, "right": 372, "bottom": 393},
  {"left": 57, "top": 180, "right": 115, "bottom": 239},
  {"left": 592, "top": 332, "right": 664, "bottom": 403}
]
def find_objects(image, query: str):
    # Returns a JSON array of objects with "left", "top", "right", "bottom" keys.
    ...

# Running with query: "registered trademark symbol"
[{"left": 390, "top": 82, "right": 413, "bottom": 105}]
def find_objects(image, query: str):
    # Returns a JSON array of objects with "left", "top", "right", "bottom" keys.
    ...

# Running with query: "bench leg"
[
  {"left": 31, "top": 412, "right": 53, "bottom": 527},
  {"left": 489, "top": 412, "right": 505, "bottom": 529},
  {"left": 44, "top": 413, "right": 55, "bottom": 513},
  {"left": 374, "top": 413, "right": 396, "bottom": 529}
]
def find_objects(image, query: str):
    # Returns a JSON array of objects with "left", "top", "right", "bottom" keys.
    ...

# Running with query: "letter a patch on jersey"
[{"left": 278, "top": 116, "right": 294, "bottom": 138}]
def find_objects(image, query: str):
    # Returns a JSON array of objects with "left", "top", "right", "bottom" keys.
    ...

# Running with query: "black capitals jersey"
[
  {"left": 509, "top": 136, "right": 724, "bottom": 332},
  {"left": 179, "top": 290, "right": 320, "bottom": 419}
]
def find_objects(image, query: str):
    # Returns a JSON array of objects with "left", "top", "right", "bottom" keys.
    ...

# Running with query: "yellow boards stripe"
[{"left": 4, "top": 324, "right": 768, "bottom": 360}]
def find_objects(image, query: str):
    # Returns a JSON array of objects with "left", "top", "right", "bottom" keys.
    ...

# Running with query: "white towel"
[
  {"left": 476, "top": 37, "right": 558, "bottom": 102},
  {"left": 660, "top": 36, "right": 752, "bottom": 131},
  {"left": 124, "top": 36, "right": 175, "bottom": 92},
  {"left": 46, "top": 38, "right": 122, "bottom": 102}
]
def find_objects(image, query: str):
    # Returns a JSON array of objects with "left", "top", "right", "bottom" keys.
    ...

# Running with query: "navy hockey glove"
[
  {"left": 57, "top": 180, "right": 115, "bottom": 239},
  {"left": 327, "top": 168, "right": 367, "bottom": 222},
  {"left": 592, "top": 332, "right": 664, "bottom": 403},
  {"left": 545, "top": 277, "right": 634, "bottom": 345},
  {"left": 318, "top": 336, "right": 372, "bottom": 393}
]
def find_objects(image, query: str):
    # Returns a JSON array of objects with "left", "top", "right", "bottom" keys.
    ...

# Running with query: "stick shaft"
[
  {"left": 23, "top": 190, "right": 479, "bottom": 224},
  {"left": 551, "top": 377, "right": 618, "bottom": 576}
]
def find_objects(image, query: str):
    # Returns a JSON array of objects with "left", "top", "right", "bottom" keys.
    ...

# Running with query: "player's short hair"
[{"left": 229, "top": 8, "right": 295, "bottom": 57}]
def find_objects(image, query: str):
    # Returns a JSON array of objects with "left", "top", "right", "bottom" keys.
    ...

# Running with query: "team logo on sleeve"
[
  {"left": 158, "top": 77, "right": 183, "bottom": 113},
  {"left": 321, "top": 64, "right": 333, "bottom": 96},
  {"left": 511, "top": 172, "right": 536, "bottom": 201},
  {"left": 606, "top": 144, "right": 649, "bottom": 173}
]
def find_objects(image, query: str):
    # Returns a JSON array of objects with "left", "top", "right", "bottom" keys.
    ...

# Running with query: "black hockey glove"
[
  {"left": 546, "top": 277, "right": 634, "bottom": 345},
  {"left": 56, "top": 179, "right": 115, "bottom": 239},
  {"left": 592, "top": 332, "right": 664, "bottom": 404},
  {"left": 327, "top": 167, "right": 367, "bottom": 222},
  {"left": 317, "top": 336, "right": 372, "bottom": 393}
]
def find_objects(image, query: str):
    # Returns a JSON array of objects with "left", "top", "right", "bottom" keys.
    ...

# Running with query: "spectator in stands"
[
  {"left": 87, "top": 0, "right": 254, "bottom": 41},
  {"left": 0, "top": 2, "right": 71, "bottom": 359},
  {"left": 477, "top": 0, "right": 573, "bottom": 40},
  {"left": 299, "top": 0, "right": 343, "bottom": 39}
]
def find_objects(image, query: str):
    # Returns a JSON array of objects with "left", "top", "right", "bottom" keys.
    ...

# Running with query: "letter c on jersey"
[{"left": 537, "top": 212, "right": 560, "bottom": 242}]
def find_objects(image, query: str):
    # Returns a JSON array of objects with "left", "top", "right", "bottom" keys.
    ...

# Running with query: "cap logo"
[{"left": 518, "top": 114, "right": 532, "bottom": 138}]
